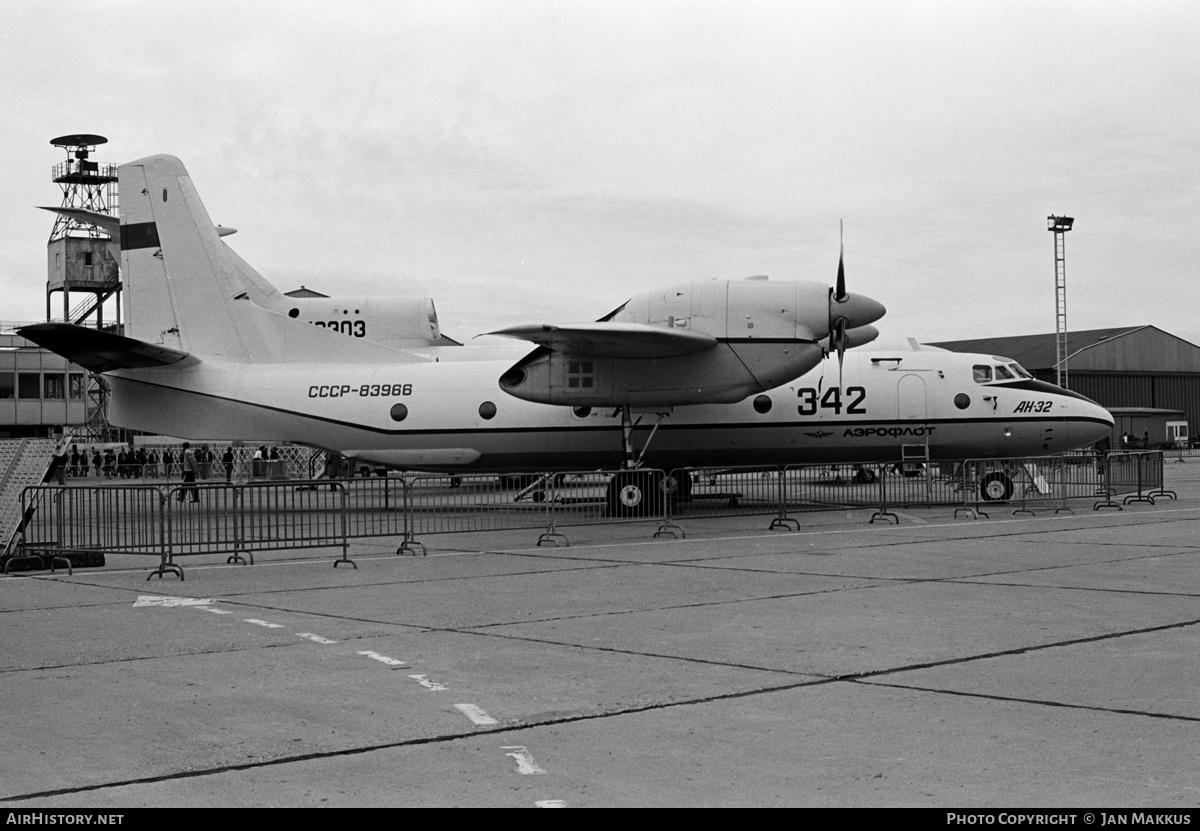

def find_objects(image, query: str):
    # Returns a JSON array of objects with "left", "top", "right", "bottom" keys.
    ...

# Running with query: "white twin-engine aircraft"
[{"left": 22, "top": 154, "right": 1113, "bottom": 510}]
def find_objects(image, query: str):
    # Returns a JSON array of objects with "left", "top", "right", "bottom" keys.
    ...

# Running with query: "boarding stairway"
[
  {"left": 0, "top": 438, "right": 63, "bottom": 561},
  {"left": 69, "top": 273, "right": 121, "bottom": 325}
]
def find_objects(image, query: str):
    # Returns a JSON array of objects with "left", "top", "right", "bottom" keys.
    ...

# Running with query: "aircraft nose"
[
  {"left": 834, "top": 293, "right": 886, "bottom": 329},
  {"left": 1074, "top": 395, "right": 1114, "bottom": 447}
]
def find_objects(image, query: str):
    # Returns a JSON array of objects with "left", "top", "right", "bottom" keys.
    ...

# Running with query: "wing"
[
  {"left": 484, "top": 322, "right": 718, "bottom": 358},
  {"left": 16, "top": 323, "right": 192, "bottom": 373}
]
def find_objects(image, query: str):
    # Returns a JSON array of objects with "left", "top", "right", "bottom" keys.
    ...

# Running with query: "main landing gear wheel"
[
  {"left": 853, "top": 466, "right": 877, "bottom": 484},
  {"left": 980, "top": 471, "right": 1014, "bottom": 502},
  {"left": 606, "top": 470, "right": 665, "bottom": 517},
  {"left": 661, "top": 469, "right": 693, "bottom": 504}
]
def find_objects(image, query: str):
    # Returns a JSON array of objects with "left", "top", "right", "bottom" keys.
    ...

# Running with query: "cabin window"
[
  {"left": 479, "top": 401, "right": 497, "bottom": 420},
  {"left": 994, "top": 365, "right": 1015, "bottom": 380},
  {"left": 972, "top": 365, "right": 992, "bottom": 383},
  {"left": 389, "top": 403, "right": 408, "bottom": 422}
]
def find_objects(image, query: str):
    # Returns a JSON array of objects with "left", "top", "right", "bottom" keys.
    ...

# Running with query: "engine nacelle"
[
  {"left": 499, "top": 343, "right": 826, "bottom": 407},
  {"left": 496, "top": 277, "right": 884, "bottom": 407}
]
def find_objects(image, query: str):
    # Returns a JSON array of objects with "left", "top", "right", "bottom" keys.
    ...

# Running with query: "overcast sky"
[{"left": 2, "top": 0, "right": 1198, "bottom": 352}]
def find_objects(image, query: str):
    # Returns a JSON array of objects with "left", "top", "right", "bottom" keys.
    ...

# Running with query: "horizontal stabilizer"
[
  {"left": 16, "top": 323, "right": 192, "bottom": 373},
  {"left": 37, "top": 207, "right": 236, "bottom": 237},
  {"left": 485, "top": 322, "right": 718, "bottom": 358},
  {"left": 39, "top": 206, "right": 119, "bottom": 235}
]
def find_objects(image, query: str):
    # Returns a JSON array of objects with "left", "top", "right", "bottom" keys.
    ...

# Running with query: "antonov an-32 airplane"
[{"left": 21, "top": 154, "right": 1113, "bottom": 510}]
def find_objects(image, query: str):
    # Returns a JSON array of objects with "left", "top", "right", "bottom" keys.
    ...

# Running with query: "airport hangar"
[{"left": 931, "top": 325, "right": 1200, "bottom": 447}]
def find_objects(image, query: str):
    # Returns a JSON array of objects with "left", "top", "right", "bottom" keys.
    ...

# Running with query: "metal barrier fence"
[
  {"left": 953, "top": 451, "right": 1171, "bottom": 518},
  {"left": 16, "top": 480, "right": 350, "bottom": 579},
  {"left": 13, "top": 485, "right": 164, "bottom": 575},
  {"left": 7, "top": 452, "right": 1170, "bottom": 579}
]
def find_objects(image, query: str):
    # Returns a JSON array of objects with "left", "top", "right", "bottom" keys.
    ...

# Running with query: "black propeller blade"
[{"left": 828, "top": 222, "right": 850, "bottom": 387}]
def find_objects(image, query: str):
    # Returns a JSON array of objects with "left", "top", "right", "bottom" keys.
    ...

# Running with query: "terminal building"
[{"left": 0, "top": 332, "right": 89, "bottom": 439}]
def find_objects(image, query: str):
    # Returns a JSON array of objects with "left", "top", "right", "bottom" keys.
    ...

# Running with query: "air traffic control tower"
[{"left": 45, "top": 134, "right": 120, "bottom": 328}]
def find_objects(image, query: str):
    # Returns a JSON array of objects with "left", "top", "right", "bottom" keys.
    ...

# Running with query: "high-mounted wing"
[
  {"left": 485, "top": 322, "right": 718, "bottom": 359},
  {"left": 17, "top": 323, "right": 192, "bottom": 373}
]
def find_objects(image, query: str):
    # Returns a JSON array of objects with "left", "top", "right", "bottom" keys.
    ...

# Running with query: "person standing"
[
  {"left": 178, "top": 442, "right": 199, "bottom": 503},
  {"left": 222, "top": 446, "right": 235, "bottom": 483}
]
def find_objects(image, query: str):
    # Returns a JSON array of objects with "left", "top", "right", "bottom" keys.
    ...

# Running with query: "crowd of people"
[{"left": 63, "top": 444, "right": 289, "bottom": 481}]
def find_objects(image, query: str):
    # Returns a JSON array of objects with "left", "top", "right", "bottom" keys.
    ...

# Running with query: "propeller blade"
[
  {"left": 835, "top": 220, "right": 847, "bottom": 302},
  {"left": 834, "top": 318, "right": 847, "bottom": 389},
  {"left": 829, "top": 222, "right": 849, "bottom": 385}
]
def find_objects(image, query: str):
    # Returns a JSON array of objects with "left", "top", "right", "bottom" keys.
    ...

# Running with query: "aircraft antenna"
[{"left": 1047, "top": 215, "right": 1074, "bottom": 388}]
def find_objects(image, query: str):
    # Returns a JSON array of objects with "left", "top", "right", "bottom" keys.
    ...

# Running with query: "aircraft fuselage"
[{"left": 107, "top": 344, "right": 1113, "bottom": 472}]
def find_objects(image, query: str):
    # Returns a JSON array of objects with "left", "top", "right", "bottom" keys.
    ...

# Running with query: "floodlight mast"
[{"left": 1048, "top": 215, "right": 1074, "bottom": 388}]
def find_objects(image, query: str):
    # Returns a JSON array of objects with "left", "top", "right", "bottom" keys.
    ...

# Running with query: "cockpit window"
[{"left": 975, "top": 362, "right": 1032, "bottom": 384}]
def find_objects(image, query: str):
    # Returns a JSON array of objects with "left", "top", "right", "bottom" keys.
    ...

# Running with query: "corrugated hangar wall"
[
  {"left": 1054, "top": 373, "right": 1200, "bottom": 432},
  {"left": 932, "top": 325, "right": 1200, "bottom": 440}
]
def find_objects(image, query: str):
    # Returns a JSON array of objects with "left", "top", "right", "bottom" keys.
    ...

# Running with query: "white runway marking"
[
  {"left": 455, "top": 703, "right": 497, "bottom": 725},
  {"left": 198, "top": 607, "right": 231, "bottom": 615},
  {"left": 296, "top": 632, "right": 337, "bottom": 644},
  {"left": 409, "top": 674, "right": 448, "bottom": 691},
  {"left": 536, "top": 800, "right": 565, "bottom": 808},
  {"left": 502, "top": 746, "right": 546, "bottom": 775},
  {"left": 358, "top": 650, "right": 407, "bottom": 666},
  {"left": 246, "top": 619, "right": 283, "bottom": 628},
  {"left": 133, "top": 595, "right": 212, "bottom": 608}
]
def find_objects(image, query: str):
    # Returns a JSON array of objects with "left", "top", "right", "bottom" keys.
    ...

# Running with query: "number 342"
[{"left": 797, "top": 386, "right": 866, "bottom": 416}]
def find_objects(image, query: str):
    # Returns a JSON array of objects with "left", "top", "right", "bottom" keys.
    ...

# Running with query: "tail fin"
[
  {"left": 118, "top": 154, "right": 421, "bottom": 366},
  {"left": 119, "top": 154, "right": 256, "bottom": 359}
]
